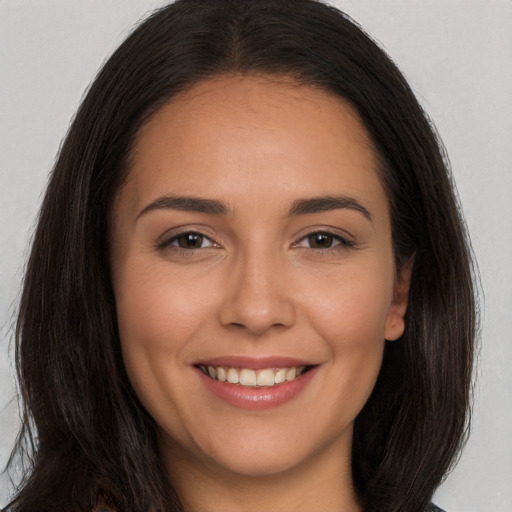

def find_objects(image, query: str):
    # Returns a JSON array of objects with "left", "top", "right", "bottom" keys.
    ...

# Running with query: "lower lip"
[{"left": 195, "top": 366, "right": 318, "bottom": 410}]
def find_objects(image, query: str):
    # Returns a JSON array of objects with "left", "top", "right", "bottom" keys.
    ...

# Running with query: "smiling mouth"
[{"left": 197, "top": 365, "right": 315, "bottom": 388}]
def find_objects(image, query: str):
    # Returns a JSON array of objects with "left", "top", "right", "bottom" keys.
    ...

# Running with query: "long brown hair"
[{"left": 8, "top": 1, "right": 476, "bottom": 511}]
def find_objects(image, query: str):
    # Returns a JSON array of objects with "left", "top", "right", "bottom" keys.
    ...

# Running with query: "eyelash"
[
  {"left": 156, "top": 230, "right": 356, "bottom": 254},
  {"left": 293, "top": 231, "right": 356, "bottom": 251}
]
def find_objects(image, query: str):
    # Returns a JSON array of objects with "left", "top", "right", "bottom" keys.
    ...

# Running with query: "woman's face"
[{"left": 111, "top": 75, "right": 410, "bottom": 481}]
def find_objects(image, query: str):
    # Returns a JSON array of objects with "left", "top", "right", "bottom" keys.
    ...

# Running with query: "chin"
[
  {"left": 206, "top": 444, "right": 304, "bottom": 478},
  {"left": 179, "top": 417, "right": 353, "bottom": 480}
]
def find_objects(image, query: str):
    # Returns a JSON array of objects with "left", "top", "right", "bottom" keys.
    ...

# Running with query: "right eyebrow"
[
  {"left": 137, "top": 195, "right": 231, "bottom": 219},
  {"left": 288, "top": 195, "right": 372, "bottom": 221}
]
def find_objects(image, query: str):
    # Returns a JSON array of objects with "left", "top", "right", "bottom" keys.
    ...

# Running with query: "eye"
[
  {"left": 159, "top": 231, "right": 215, "bottom": 250},
  {"left": 296, "top": 231, "right": 354, "bottom": 250}
]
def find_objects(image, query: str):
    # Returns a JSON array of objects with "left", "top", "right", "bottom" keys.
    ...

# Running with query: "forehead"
[{"left": 121, "top": 74, "right": 386, "bottom": 218}]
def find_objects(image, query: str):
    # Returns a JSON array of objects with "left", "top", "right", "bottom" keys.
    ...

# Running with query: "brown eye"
[
  {"left": 295, "top": 231, "right": 354, "bottom": 251},
  {"left": 307, "top": 232, "right": 336, "bottom": 249},
  {"left": 173, "top": 232, "right": 211, "bottom": 249}
]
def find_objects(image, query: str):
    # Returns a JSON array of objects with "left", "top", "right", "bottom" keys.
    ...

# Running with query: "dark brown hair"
[{"left": 7, "top": 1, "right": 476, "bottom": 511}]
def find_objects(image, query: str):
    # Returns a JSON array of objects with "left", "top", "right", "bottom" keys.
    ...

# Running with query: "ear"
[{"left": 384, "top": 256, "right": 414, "bottom": 341}]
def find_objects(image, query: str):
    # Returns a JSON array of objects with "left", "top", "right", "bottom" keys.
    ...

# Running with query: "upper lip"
[{"left": 193, "top": 355, "right": 317, "bottom": 370}]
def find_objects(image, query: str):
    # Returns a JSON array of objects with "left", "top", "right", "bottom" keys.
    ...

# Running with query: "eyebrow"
[
  {"left": 137, "top": 194, "right": 372, "bottom": 221},
  {"left": 137, "top": 195, "right": 231, "bottom": 218},
  {"left": 288, "top": 195, "right": 372, "bottom": 221}
]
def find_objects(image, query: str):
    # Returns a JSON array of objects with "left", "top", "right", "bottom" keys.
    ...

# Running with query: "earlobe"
[{"left": 384, "top": 256, "right": 414, "bottom": 341}]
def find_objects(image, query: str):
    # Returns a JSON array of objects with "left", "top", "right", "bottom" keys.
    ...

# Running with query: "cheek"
[
  {"left": 116, "top": 258, "right": 215, "bottom": 347},
  {"left": 113, "top": 260, "right": 217, "bottom": 435},
  {"left": 302, "top": 261, "right": 394, "bottom": 404},
  {"left": 305, "top": 262, "right": 394, "bottom": 346},
  {"left": 113, "top": 258, "right": 218, "bottom": 400}
]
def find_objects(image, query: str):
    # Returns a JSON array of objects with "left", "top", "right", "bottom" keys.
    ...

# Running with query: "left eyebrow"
[
  {"left": 137, "top": 195, "right": 231, "bottom": 219},
  {"left": 288, "top": 195, "right": 373, "bottom": 221}
]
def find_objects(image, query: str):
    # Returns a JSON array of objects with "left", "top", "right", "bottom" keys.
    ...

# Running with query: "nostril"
[{"left": 225, "top": 320, "right": 290, "bottom": 337}]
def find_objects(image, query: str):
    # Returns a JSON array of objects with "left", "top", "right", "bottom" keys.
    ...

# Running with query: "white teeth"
[
  {"left": 227, "top": 368, "right": 239, "bottom": 384},
  {"left": 239, "top": 369, "right": 257, "bottom": 386},
  {"left": 256, "top": 368, "right": 274, "bottom": 387},
  {"left": 274, "top": 368, "right": 286, "bottom": 384},
  {"left": 202, "top": 365, "right": 309, "bottom": 387},
  {"left": 285, "top": 367, "right": 296, "bottom": 381}
]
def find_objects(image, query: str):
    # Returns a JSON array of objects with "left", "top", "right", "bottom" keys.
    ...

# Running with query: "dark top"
[
  {"left": 427, "top": 505, "right": 446, "bottom": 512},
  {"left": 92, "top": 491, "right": 447, "bottom": 511}
]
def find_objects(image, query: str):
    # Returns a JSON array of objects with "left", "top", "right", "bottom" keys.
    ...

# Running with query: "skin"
[{"left": 111, "top": 75, "right": 411, "bottom": 512}]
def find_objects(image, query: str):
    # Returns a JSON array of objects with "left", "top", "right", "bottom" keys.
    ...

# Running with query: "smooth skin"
[{"left": 110, "top": 75, "right": 412, "bottom": 512}]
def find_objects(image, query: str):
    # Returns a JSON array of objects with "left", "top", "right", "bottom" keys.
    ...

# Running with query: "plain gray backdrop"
[{"left": 1, "top": 1, "right": 511, "bottom": 510}]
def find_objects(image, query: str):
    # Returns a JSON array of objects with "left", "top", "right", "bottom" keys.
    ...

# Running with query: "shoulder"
[{"left": 426, "top": 504, "right": 446, "bottom": 512}]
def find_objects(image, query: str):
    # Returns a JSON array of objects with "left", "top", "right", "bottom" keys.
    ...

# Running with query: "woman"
[{"left": 5, "top": 1, "right": 475, "bottom": 511}]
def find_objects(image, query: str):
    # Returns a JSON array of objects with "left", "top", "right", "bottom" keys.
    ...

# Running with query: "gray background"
[{"left": 1, "top": 1, "right": 511, "bottom": 510}]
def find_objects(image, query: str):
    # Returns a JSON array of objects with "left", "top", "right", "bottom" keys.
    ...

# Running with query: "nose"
[{"left": 218, "top": 249, "right": 296, "bottom": 336}]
